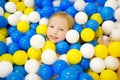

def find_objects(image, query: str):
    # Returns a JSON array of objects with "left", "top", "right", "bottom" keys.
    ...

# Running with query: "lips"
[{"left": 49, "top": 35, "right": 58, "bottom": 40}]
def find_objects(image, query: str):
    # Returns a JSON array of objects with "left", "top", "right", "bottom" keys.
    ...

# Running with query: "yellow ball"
[
  {"left": 91, "top": 13, "right": 103, "bottom": 24},
  {"left": 0, "top": 34, "right": 6, "bottom": 42},
  {"left": 17, "top": 21, "right": 30, "bottom": 33},
  {"left": 0, "top": 53, "right": 13, "bottom": 64},
  {"left": 9, "top": 0, "right": 19, "bottom": 4},
  {"left": 4, "top": 12, "right": 10, "bottom": 19},
  {"left": 42, "top": 40, "right": 56, "bottom": 51},
  {"left": 88, "top": 72, "right": 100, "bottom": 80},
  {"left": 27, "top": 47, "right": 42, "bottom": 60},
  {"left": 95, "top": 26, "right": 103, "bottom": 37},
  {"left": 24, "top": 7, "right": 34, "bottom": 15},
  {"left": 13, "top": 50, "right": 28, "bottom": 65},
  {"left": 36, "top": 24, "right": 48, "bottom": 35},
  {"left": 0, "top": 28, "right": 8, "bottom": 37},
  {"left": 16, "top": 2, "right": 26, "bottom": 12},
  {"left": 95, "top": 44, "right": 109, "bottom": 58},
  {"left": 108, "top": 41, "right": 120, "bottom": 57},
  {"left": 81, "top": 28, "right": 95, "bottom": 42},
  {"left": 100, "top": 69, "right": 118, "bottom": 80},
  {"left": 66, "top": 49, "right": 82, "bottom": 64}
]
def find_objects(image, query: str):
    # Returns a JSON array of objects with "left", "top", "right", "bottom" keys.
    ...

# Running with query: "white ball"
[
  {"left": 66, "top": 30, "right": 79, "bottom": 43},
  {"left": 115, "top": 21, "right": 120, "bottom": 29},
  {"left": 25, "top": 59, "right": 40, "bottom": 73},
  {"left": 90, "top": 57, "right": 105, "bottom": 73},
  {"left": 5, "top": 2, "right": 16, "bottom": 13},
  {"left": 30, "top": 34, "right": 45, "bottom": 49},
  {"left": 8, "top": 14, "right": 20, "bottom": 26},
  {"left": 53, "top": 0, "right": 61, "bottom": 7},
  {"left": 74, "top": 0, "right": 85, "bottom": 11},
  {"left": 28, "top": 11, "right": 40, "bottom": 23},
  {"left": 39, "top": 17, "right": 48, "bottom": 25},
  {"left": 0, "top": 7, "right": 4, "bottom": 15},
  {"left": 20, "top": 15, "right": 30, "bottom": 23},
  {"left": 24, "top": 0, "right": 34, "bottom": 7},
  {"left": 105, "top": 56, "right": 120, "bottom": 70},
  {"left": 69, "top": 0, "right": 76, "bottom": 3},
  {"left": 0, "top": 61, "right": 13, "bottom": 78},
  {"left": 105, "top": 0, "right": 118, "bottom": 10},
  {"left": 80, "top": 43, "right": 94, "bottom": 58},
  {"left": 117, "top": 0, "right": 120, "bottom": 7},
  {"left": 75, "top": 12, "right": 88, "bottom": 25},
  {"left": 58, "top": 54, "right": 69, "bottom": 64},
  {"left": 14, "top": 11, "right": 23, "bottom": 17},
  {"left": 111, "top": 28, "right": 120, "bottom": 41},
  {"left": 6, "top": 37, "right": 13, "bottom": 46},
  {"left": 25, "top": 73, "right": 42, "bottom": 80},
  {"left": 114, "top": 7, "right": 120, "bottom": 21},
  {"left": 41, "top": 49, "right": 57, "bottom": 65},
  {"left": 102, "top": 20, "right": 115, "bottom": 35}
]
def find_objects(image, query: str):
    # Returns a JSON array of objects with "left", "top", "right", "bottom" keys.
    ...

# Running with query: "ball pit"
[{"left": 0, "top": 0, "right": 120, "bottom": 80}]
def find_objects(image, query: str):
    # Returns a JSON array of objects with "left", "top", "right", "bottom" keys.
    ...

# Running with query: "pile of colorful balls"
[{"left": 0, "top": 0, "right": 120, "bottom": 80}]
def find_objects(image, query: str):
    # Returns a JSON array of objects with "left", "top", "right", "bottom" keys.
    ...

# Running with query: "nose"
[{"left": 52, "top": 29, "right": 57, "bottom": 34}]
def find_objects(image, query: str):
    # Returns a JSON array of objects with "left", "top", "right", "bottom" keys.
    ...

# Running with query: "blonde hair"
[{"left": 48, "top": 12, "right": 74, "bottom": 29}]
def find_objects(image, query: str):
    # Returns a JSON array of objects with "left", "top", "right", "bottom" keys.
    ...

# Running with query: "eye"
[
  {"left": 60, "top": 28, "right": 64, "bottom": 31},
  {"left": 49, "top": 25, "right": 54, "bottom": 28}
]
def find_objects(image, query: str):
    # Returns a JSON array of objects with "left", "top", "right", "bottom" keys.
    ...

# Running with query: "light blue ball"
[
  {"left": 0, "top": 41, "right": 7, "bottom": 55},
  {"left": 0, "top": 16, "right": 8, "bottom": 28}
]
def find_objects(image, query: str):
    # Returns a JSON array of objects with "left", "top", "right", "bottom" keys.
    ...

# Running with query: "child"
[{"left": 46, "top": 12, "right": 74, "bottom": 43}]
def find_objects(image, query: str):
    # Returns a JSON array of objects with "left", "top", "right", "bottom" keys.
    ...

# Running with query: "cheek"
[{"left": 58, "top": 32, "right": 66, "bottom": 39}]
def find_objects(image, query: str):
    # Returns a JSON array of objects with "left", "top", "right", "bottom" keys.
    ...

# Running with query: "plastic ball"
[
  {"left": 12, "top": 50, "right": 28, "bottom": 65},
  {"left": 6, "top": 72, "right": 24, "bottom": 80},
  {"left": 74, "top": 0, "right": 85, "bottom": 11},
  {"left": 95, "top": 26, "right": 103, "bottom": 37},
  {"left": 24, "top": 0, "right": 34, "bottom": 7},
  {"left": 96, "top": 0, "right": 107, "bottom": 6},
  {"left": 111, "top": 28, "right": 120, "bottom": 41},
  {"left": 8, "top": 26, "right": 17, "bottom": 36},
  {"left": 0, "top": 7, "right": 4, "bottom": 15},
  {"left": 108, "top": 41, "right": 120, "bottom": 57},
  {"left": 80, "top": 43, "right": 94, "bottom": 58},
  {"left": 16, "top": 2, "right": 26, "bottom": 12},
  {"left": 39, "top": 17, "right": 48, "bottom": 25},
  {"left": 53, "top": 60, "right": 68, "bottom": 75},
  {"left": 95, "top": 44, "right": 109, "bottom": 59},
  {"left": 86, "top": 20, "right": 99, "bottom": 31},
  {"left": 60, "top": 67, "right": 78, "bottom": 80},
  {"left": 67, "top": 49, "right": 82, "bottom": 64},
  {"left": 42, "top": 40, "right": 56, "bottom": 51},
  {"left": 66, "top": 7, "right": 77, "bottom": 17},
  {"left": 28, "top": 11, "right": 40, "bottom": 23},
  {"left": 9, "top": 0, "right": 19, "bottom": 4},
  {"left": 38, "top": 64, "right": 54, "bottom": 80},
  {"left": 79, "top": 73, "right": 93, "bottom": 80},
  {"left": 0, "top": 61, "right": 13, "bottom": 78},
  {"left": 114, "top": 7, "right": 120, "bottom": 21},
  {"left": 41, "top": 49, "right": 57, "bottom": 65},
  {"left": 75, "top": 12, "right": 88, "bottom": 25},
  {"left": 60, "top": 0, "right": 72, "bottom": 11},
  {"left": 24, "top": 7, "right": 34, "bottom": 15},
  {"left": 6, "top": 37, "right": 13, "bottom": 46},
  {"left": 81, "top": 28, "right": 95, "bottom": 42},
  {"left": 58, "top": 54, "right": 69, "bottom": 64},
  {"left": 0, "top": 16, "right": 8, "bottom": 28},
  {"left": 0, "top": 54, "right": 13, "bottom": 64},
  {"left": 25, "top": 73, "right": 42, "bottom": 80},
  {"left": 30, "top": 34, "right": 45, "bottom": 49},
  {"left": 72, "top": 23, "right": 84, "bottom": 34},
  {"left": 91, "top": 13, "right": 103, "bottom": 25},
  {"left": 66, "top": 30, "right": 79, "bottom": 43},
  {"left": 100, "top": 69, "right": 118, "bottom": 80},
  {"left": 30, "top": 23, "right": 38, "bottom": 30},
  {"left": 0, "top": 0, "right": 6, "bottom": 8},
  {"left": 90, "top": 57, "right": 105, "bottom": 73},
  {"left": 25, "top": 59, "right": 40, "bottom": 73},
  {"left": 70, "top": 43, "right": 81, "bottom": 50},
  {"left": 25, "top": 30, "right": 36, "bottom": 38},
  {"left": 20, "top": 14, "right": 30, "bottom": 23},
  {"left": 52, "top": 0, "right": 61, "bottom": 7},
  {"left": 36, "top": 24, "right": 48, "bottom": 35},
  {"left": 105, "top": 56, "right": 120, "bottom": 70},
  {"left": 102, "top": 20, "right": 115, "bottom": 35},
  {"left": 5, "top": 2, "right": 16, "bottom": 13},
  {"left": 0, "top": 34, "right": 6, "bottom": 42},
  {"left": 88, "top": 71, "right": 100, "bottom": 80},
  {"left": 0, "top": 28, "right": 8, "bottom": 37},
  {"left": 88, "top": 40, "right": 98, "bottom": 46},
  {"left": 34, "top": 0, "right": 42, "bottom": 8},
  {"left": 56, "top": 41, "right": 69, "bottom": 55},
  {"left": 85, "top": 3, "right": 98, "bottom": 15},
  {"left": 100, "top": 6, "right": 114, "bottom": 20},
  {"left": 70, "top": 64, "right": 83, "bottom": 74},
  {"left": 0, "top": 41, "right": 7, "bottom": 55},
  {"left": 42, "top": 0, "right": 52, "bottom": 7}
]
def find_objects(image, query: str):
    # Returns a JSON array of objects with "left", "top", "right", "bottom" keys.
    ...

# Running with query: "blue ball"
[
  {"left": 88, "top": 40, "right": 98, "bottom": 46},
  {"left": 25, "top": 30, "right": 36, "bottom": 38},
  {"left": 8, "top": 42, "right": 21, "bottom": 55},
  {"left": 35, "top": 7, "right": 41, "bottom": 15},
  {"left": 56, "top": 41, "right": 70, "bottom": 55},
  {"left": 97, "top": 6, "right": 103, "bottom": 13},
  {"left": 38, "top": 64, "right": 54, "bottom": 80},
  {"left": 86, "top": 20, "right": 99, "bottom": 31},
  {"left": 60, "top": 0, "right": 72, "bottom": 11},
  {"left": 53, "top": 7, "right": 62, "bottom": 13},
  {"left": 34, "top": 0, "right": 42, "bottom": 8},
  {"left": 53, "top": 60, "right": 68, "bottom": 75},
  {"left": 0, "top": 0, "right": 6, "bottom": 8},
  {"left": 96, "top": 0, "right": 107, "bottom": 6},
  {"left": 13, "top": 66, "right": 27, "bottom": 77},
  {"left": 30, "top": 23, "right": 38, "bottom": 30},
  {"left": 0, "top": 16, "right": 8, "bottom": 28},
  {"left": 55, "top": 75, "right": 61, "bottom": 80},
  {"left": 11, "top": 31, "right": 24, "bottom": 43},
  {"left": 19, "top": 36, "right": 31, "bottom": 51},
  {"left": 66, "top": 7, "right": 77, "bottom": 17},
  {"left": 70, "top": 65, "right": 83, "bottom": 75},
  {"left": 60, "top": 67, "right": 78, "bottom": 80},
  {"left": 78, "top": 57, "right": 90, "bottom": 71},
  {"left": 70, "top": 43, "right": 81, "bottom": 50},
  {"left": 8, "top": 26, "right": 17, "bottom": 36},
  {"left": 6, "top": 72, "right": 24, "bottom": 80},
  {"left": 85, "top": 3, "right": 98, "bottom": 15},
  {"left": 84, "top": 0, "right": 96, "bottom": 3},
  {"left": 42, "top": 0, "right": 53, "bottom": 7},
  {"left": 0, "top": 41, "right": 7, "bottom": 55},
  {"left": 100, "top": 6, "right": 114, "bottom": 20},
  {"left": 79, "top": 73, "right": 93, "bottom": 80},
  {"left": 72, "top": 23, "right": 84, "bottom": 34}
]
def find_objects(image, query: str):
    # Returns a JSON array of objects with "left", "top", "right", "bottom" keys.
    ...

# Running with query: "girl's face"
[{"left": 47, "top": 17, "right": 69, "bottom": 43}]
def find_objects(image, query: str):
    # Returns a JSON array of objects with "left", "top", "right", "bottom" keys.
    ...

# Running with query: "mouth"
[{"left": 49, "top": 35, "right": 58, "bottom": 40}]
